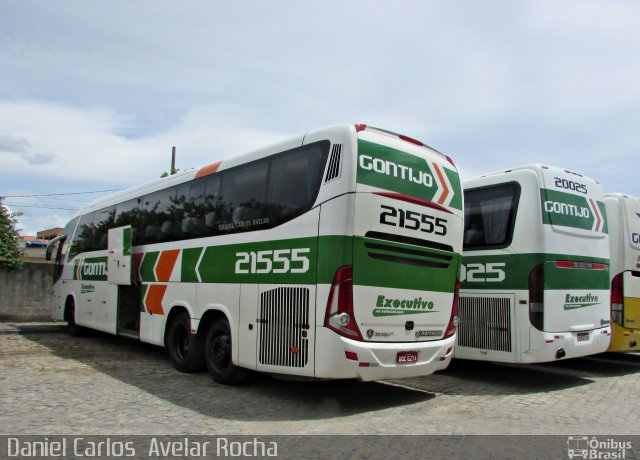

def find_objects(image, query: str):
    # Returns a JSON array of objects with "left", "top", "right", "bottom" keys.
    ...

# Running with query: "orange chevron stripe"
[
  {"left": 195, "top": 160, "right": 222, "bottom": 179},
  {"left": 145, "top": 284, "right": 167, "bottom": 315},
  {"left": 432, "top": 162, "right": 450, "bottom": 205},
  {"left": 155, "top": 249, "right": 180, "bottom": 282}
]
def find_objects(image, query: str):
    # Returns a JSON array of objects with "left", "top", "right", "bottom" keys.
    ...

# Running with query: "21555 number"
[{"left": 380, "top": 205, "right": 447, "bottom": 236}]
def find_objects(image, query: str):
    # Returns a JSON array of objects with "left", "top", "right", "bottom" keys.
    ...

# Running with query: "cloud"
[{"left": 0, "top": 100, "right": 291, "bottom": 184}]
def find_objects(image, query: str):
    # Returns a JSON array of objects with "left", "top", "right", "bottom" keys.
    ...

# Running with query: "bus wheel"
[
  {"left": 205, "top": 319, "right": 248, "bottom": 385},
  {"left": 166, "top": 312, "right": 205, "bottom": 373},
  {"left": 65, "top": 299, "right": 84, "bottom": 337}
]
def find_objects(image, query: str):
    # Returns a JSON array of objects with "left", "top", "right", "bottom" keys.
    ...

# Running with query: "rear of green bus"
[
  {"left": 316, "top": 125, "right": 463, "bottom": 380},
  {"left": 527, "top": 166, "right": 611, "bottom": 361}
]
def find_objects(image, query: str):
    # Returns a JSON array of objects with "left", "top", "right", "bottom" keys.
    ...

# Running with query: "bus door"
[{"left": 108, "top": 226, "right": 140, "bottom": 336}]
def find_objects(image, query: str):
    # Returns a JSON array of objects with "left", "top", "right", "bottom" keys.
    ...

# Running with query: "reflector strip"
[{"left": 374, "top": 192, "right": 452, "bottom": 214}]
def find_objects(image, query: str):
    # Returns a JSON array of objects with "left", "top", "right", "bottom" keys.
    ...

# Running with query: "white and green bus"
[
  {"left": 46, "top": 124, "right": 463, "bottom": 384},
  {"left": 604, "top": 193, "right": 640, "bottom": 352},
  {"left": 456, "top": 164, "right": 611, "bottom": 363}
]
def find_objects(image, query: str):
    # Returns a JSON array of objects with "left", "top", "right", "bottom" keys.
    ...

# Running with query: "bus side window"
[
  {"left": 182, "top": 179, "right": 208, "bottom": 238},
  {"left": 141, "top": 188, "right": 175, "bottom": 244},
  {"left": 95, "top": 206, "right": 116, "bottom": 249},
  {"left": 267, "top": 143, "right": 326, "bottom": 226},
  {"left": 463, "top": 183, "right": 520, "bottom": 250},
  {"left": 68, "top": 212, "right": 96, "bottom": 259},
  {"left": 219, "top": 161, "right": 269, "bottom": 234},
  {"left": 115, "top": 199, "right": 142, "bottom": 245}
]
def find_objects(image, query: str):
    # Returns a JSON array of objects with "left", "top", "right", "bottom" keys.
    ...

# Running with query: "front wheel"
[
  {"left": 204, "top": 319, "right": 248, "bottom": 385},
  {"left": 65, "top": 299, "right": 85, "bottom": 337},
  {"left": 166, "top": 312, "right": 205, "bottom": 373}
]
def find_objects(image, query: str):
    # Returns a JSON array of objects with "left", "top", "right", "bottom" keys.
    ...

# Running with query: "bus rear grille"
[
  {"left": 364, "top": 231, "right": 453, "bottom": 269},
  {"left": 258, "top": 287, "right": 310, "bottom": 368},
  {"left": 324, "top": 144, "right": 342, "bottom": 183},
  {"left": 458, "top": 296, "right": 512, "bottom": 352}
]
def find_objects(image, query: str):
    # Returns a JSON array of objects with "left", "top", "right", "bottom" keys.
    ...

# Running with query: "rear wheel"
[
  {"left": 205, "top": 319, "right": 248, "bottom": 385},
  {"left": 166, "top": 312, "right": 205, "bottom": 372}
]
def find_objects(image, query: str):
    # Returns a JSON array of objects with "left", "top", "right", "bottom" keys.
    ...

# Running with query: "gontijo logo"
[
  {"left": 541, "top": 189, "right": 606, "bottom": 233},
  {"left": 359, "top": 154, "right": 434, "bottom": 187},
  {"left": 74, "top": 258, "right": 108, "bottom": 280}
]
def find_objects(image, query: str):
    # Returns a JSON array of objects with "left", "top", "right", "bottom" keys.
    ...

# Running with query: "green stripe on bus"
[
  {"left": 461, "top": 253, "right": 609, "bottom": 290},
  {"left": 356, "top": 139, "right": 462, "bottom": 210},
  {"left": 540, "top": 189, "right": 608, "bottom": 233},
  {"left": 140, "top": 252, "right": 159, "bottom": 282}
]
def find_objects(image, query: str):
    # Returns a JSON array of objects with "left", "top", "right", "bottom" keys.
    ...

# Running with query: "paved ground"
[{"left": 1, "top": 323, "right": 639, "bottom": 437}]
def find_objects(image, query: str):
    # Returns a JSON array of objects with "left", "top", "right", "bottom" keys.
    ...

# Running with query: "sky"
[{"left": 1, "top": 1, "right": 639, "bottom": 236}]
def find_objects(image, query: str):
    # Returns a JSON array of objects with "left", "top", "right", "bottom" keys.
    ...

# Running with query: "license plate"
[
  {"left": 577, "top": 332, "right": 589, "bottom": 342},
  {"left": 397, "top": 351, "right": 418, "bottom": 364}
]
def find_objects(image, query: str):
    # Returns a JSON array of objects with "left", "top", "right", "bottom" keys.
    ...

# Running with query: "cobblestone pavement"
[{"left": 1, "top": 324, "right": 639, "bottom": 436}]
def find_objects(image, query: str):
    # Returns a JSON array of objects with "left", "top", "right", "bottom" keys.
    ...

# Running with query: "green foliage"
[
  {"left": 160, "top": 167, "right": 179, "bottom": 178},
  {"left": 0, "top": 197, "right": 23, "bottom": 270}
]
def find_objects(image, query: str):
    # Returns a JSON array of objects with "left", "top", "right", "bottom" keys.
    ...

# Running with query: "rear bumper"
[
  {"left": 608, "top": 322, "right": 640, "bottom": 352},
  {"left": 314, "top": 327, "right": 455, "bottom": 381},
  {"left": 523, "top": 326, "right": 611, "bottom": 363}
]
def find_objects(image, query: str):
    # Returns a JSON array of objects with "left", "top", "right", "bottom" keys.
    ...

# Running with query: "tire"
[
  {"left": 204, "top": 319, "right": 248, "bottom": 385},
  {"left": 166, "top": 312, "right": 205, "bottom": 373},
  {"left": 65, "top": 299, "right": 85, "bottom": 337}
]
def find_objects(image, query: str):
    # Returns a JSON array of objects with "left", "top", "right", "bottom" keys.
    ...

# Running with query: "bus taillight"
[
  {"left": 444, "top": 278, "right": 460, "bottom": 338},
  {"left": 611, "top": 273, "right": 624, "bottom": 325},
  {"left": 325, "top": 266, "right": 363, "bottom": 341},
  {"left": 529, "top": 264, "right": 544, "bottom": 330}
]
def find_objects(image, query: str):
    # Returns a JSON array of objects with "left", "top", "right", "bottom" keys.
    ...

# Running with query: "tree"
[{"left": 0, "top": 197, "right": 23, "bottom": 270}]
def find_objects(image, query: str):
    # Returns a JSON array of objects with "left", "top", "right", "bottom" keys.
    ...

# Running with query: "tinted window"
[
  {"left": 217, "top": 160, "right": 269, "bottom": 234},
  {"left": 463, "top": 183, "right": 520, "bottom": 250},
  {"left": 61, "top": 217, "right": 79, "bottom": 261},
  {"left": 140, "top": 188, "right": 176, "bottom": 244},
  {"left": 267, "top": 142, "right": 327, "bottom": 226},
  {"left": 65, "top": 140, "right": 330, "bottom": 256},
  {"left": 68, "top": 212, "right": 96, "bottom": 259},
  {"left": 115, "top": 199, "right": 142, "bottom": 245}
]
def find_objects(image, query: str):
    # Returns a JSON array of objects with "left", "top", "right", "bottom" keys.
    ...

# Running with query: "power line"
[
  {"left": 6, "top": 203, "right": 78, "bottom": 211},
  {"left": 1, "top": 189, "right": 124, "bottom": 198}
]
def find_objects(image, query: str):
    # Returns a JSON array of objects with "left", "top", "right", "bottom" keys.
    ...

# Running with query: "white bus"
[
  {"left": 604, "top": 193, "right": 640, "bottom": 352},
  {"left": 46, "top": 124, "right": 463, "bottom": 384},
  {"left": 456, "top": 164, "right": 611, "bottom": 363}
]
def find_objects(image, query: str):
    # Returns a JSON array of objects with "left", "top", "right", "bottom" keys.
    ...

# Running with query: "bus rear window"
[{"left": 463, "top": 183, "right": 520, "bottom": 250}]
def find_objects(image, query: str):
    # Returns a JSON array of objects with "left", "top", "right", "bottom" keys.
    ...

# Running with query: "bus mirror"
[
  {"left": 45, "top": 244, "right": 54, "bottom": 261},
  {"left": 45, "top": 234, "right": 66, "bottom": 262}
]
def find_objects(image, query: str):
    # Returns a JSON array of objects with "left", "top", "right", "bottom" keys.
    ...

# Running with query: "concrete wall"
[{"left": 0, "top": 262, "right": 53, "bottom": 321}]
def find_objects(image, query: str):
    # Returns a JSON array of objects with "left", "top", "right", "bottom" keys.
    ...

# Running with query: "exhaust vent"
[
  {"left": 258, "top": 287, "right": 310, "bottom": 368},
  {"left": 458, "top": 295, "right": 512, "bottom": 352}
]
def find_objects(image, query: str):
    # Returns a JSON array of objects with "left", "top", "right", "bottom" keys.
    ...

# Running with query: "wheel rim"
[
  {"left": 174, "top": 325, "right": 189, "bottom": 360},
  {"left": 209, "top": 331, "right": 231, "bottom": 372}
]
